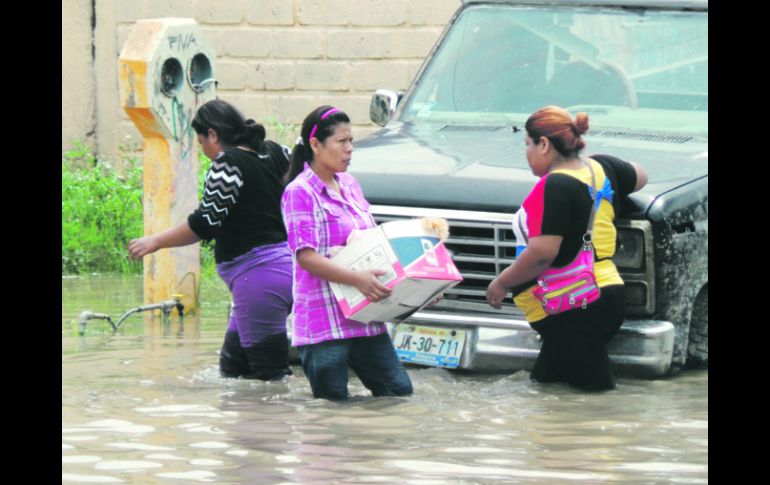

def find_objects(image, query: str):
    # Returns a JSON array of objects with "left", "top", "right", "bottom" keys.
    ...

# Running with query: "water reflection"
[{"left": 63, "top": 275, "right": 707, "bottom": 484}]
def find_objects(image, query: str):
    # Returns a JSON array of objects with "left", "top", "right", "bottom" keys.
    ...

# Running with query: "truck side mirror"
[{"left": 370, "top": 89, "right": 401, "bottom": 126}]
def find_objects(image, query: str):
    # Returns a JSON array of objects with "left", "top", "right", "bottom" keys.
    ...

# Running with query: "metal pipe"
[
  {"left": 113, "top": 308, "right": 141, "bottom": 330},
  {"left": 114, "top": 299, "right": 180, "bottom": 330},
  {"left": 78, "top": 297, "right": 184, "bottom": 335},
  {"left": 77, "top": 311, "right": 116, "bottom": 335}
]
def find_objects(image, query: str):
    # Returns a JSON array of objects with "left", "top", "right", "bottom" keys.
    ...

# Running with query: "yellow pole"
[{"left": 118, "top": 18, "right": 217, "bottom": 315}]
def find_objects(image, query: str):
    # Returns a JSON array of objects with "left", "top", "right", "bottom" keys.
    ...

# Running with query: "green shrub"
[
  {"left": 266, "top": 115, "right": 299, "bottom": 148},
  {"left": 62, "top": 115, "right": 295, "bottom": 277},
  {"left": 61, "top": 142, "right": 217, "bottom": 276},
  {"left": 61, "top": 142, "right": 144, "bottom": 274}
]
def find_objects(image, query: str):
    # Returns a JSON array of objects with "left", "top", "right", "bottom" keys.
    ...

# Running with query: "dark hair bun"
[{"left": 242, "top": 118, "right": 266, "bottom": 146}]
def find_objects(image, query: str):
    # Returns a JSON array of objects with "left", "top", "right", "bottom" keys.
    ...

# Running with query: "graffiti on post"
[
  {"left": 155, "top": 101, "right": 168, "bottom": 118},
  {"left": 167, "top": 33, "right": 198, "bottom": 51},
  {"left": 171, "top": 96, "right": 196, "bottom": 161}
]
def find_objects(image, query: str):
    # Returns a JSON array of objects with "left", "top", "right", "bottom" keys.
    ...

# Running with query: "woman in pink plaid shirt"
[{"left": 281, "top": 106, "right": 413, "bottom": 401}]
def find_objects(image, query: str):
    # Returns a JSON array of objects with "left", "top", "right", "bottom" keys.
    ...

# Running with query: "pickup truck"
[{"left": 351, "top": 0, "right": 708, "bottom": 376}]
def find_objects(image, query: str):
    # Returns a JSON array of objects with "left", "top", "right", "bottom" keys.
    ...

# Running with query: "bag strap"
[
  {"left": 522, "top": 160, "right": 598, "bottom": 245},
  {"left": 581, "top": 158, "right": 598, "bottom": 244}
]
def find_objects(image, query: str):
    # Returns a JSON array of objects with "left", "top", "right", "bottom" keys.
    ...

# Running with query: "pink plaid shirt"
[{"left": 281, "top": 163, "right": 387, "bottom": 346}]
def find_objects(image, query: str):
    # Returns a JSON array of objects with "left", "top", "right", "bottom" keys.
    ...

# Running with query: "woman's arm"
[
  {"left": 187, "top": 153, "right": 243, "bottom": 241},
  {"left": 629, "top": 161, "right": 648, "bottom": 192},
  {"left": 296, "top": 248, "right": 392, "bottom": 302},
  {"left": 128, "top": 222, "right": 201, "bottom": 260},
  {"left": 486, "top": 235, "right": 562, "bottom": 309}
]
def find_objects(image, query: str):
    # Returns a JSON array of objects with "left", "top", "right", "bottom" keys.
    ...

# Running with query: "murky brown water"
[{"left": 63, "top": 275, "right": 707, "bottom": 484}]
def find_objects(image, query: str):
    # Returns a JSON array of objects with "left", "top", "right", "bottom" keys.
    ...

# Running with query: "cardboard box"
[{"left": 329, "top": 219, "right": 463, "bottom": 324}]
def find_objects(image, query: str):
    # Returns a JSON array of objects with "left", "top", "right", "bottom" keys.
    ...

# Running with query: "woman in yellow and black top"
[{"left": 487, "top": 105, "right": 648, "bottom": 391}]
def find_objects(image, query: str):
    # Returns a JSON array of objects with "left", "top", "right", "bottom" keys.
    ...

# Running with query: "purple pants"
[{"left": 216, "top": 242, "right": 293, "bottom": 348}]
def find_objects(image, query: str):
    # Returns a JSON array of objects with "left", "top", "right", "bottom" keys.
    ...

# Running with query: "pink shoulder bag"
[{"left": 531, "top": 159, "right": 602, "bottom": 315}]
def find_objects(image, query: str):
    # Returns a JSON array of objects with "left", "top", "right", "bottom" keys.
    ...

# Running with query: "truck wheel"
[{"left": 686, "top": 286, "right": 708, "bottom": 368}]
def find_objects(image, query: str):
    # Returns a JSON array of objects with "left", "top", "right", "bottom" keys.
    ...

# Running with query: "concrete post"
[{"left": 118, "top": 18, "right": 217, "bottom": 314}]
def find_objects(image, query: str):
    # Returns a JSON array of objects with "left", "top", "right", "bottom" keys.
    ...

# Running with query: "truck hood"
[{"left": 350, "top": 121, "right": 708, "bottom": 216}]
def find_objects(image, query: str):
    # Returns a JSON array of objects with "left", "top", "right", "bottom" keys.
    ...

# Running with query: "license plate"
[{"left": 393, "top": 324, "right": 466, "bottom": 369}]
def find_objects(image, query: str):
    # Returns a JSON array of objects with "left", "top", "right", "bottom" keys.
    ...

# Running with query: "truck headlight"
[{"left": 613, "top": 229, "right": 644, "bottom": 269}]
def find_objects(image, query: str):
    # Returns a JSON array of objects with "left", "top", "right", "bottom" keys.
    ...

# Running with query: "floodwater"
[{"left": 63, "top": 275, "right": 707, "bottom": 484}]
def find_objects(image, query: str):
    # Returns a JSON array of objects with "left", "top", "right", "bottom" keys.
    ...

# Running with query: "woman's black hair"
[
  {"left": 191, "top": 99, "right": 266, "bottom": 152},
  {"left": 284, "top": 105, "right": 351, "bottom": 184}
]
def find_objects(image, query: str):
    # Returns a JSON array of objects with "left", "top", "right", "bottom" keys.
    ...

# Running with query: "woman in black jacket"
[{"left": 129, "top": 99, "right": 294, "bottom": 381}]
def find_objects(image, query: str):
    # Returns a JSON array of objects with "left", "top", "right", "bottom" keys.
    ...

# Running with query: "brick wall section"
[{"left": 97, "top": 0, "right": 460, "bottom": 160}]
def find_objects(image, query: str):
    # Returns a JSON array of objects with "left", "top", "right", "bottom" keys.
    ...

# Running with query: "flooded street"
[{"left": 63, "top": 275, "right": 707, "bottom": 484}]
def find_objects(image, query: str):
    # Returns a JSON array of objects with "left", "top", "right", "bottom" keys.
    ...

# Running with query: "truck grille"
[
  {"left": 372, "top": 205, "right": 655, "bottom": 316},
  {"left": 372, "top": 207, "right": 516, "bottom": 305}
]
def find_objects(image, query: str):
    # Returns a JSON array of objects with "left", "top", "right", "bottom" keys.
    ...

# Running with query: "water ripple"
[
  {"left": 63, "top": 419, "right": 154, "bottom": 435},
  {"left": 134, "top": 404, "right": 237, "bottom": 419},
  {"left": 189, "top": 441, "right": 230, "bottom": 449},
  {"left": 94, "top": 460, "right": 163, "bottom": 471},
  {"left": 106, "top": 442, "right": 174, "bottom": 451},
  {"left": 389, "top": 459, "right": 615, "bottom": 481},
  {"left": 190, "top": 459, "right": 225, "bottom": 466},
  {"left": 614, "top": 462, "right": 708, "bottom": 473},
  {"left": 155, "top": 471, "right": 218, "bottom": 482},
  {"left": 62, "top": 455, "right": 102, "bottom": 464},
  {"left": 62, "top": 473, "right": 124, "bottom": 483},
  {"left": 144, "top": 453, "right": 187, "bottom": 461}
]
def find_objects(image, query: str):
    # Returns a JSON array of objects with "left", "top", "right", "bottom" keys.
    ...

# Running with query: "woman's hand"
[
  {"left": 486, "top": 280, "right": 508, "bottom": 309},
  {"left": 629, "top": 161, "right": 648, "bottom": 192},
  {"left": 127, "top": 223, "right": 201, "bottom": 260},
  {"left": 128, "top": 236, "right": 160, "bottom": 260},
  {"left": 353, "top": 269, "right": 392, "bottom": 302}
]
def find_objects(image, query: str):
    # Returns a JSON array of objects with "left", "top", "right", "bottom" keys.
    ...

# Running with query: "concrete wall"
[
  {"left": 62, "top": 0, "right": 96, "bottom": 152},
  {"left": 62, "top": 0, "right": 460, "bottom": 166}
]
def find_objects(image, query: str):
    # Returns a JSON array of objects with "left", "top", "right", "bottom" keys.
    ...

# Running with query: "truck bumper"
[{"left": 386, "top": 310, "right": 675, "bottom": 378}]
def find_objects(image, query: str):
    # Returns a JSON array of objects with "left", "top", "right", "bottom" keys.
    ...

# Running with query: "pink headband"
[{"left": 309, "top": 107, "right": 341, "bottom": 141}]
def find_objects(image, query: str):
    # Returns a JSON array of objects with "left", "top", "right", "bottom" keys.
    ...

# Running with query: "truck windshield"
[{"left": 401, "top": 5, "right": 708, "bottom": 135}]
